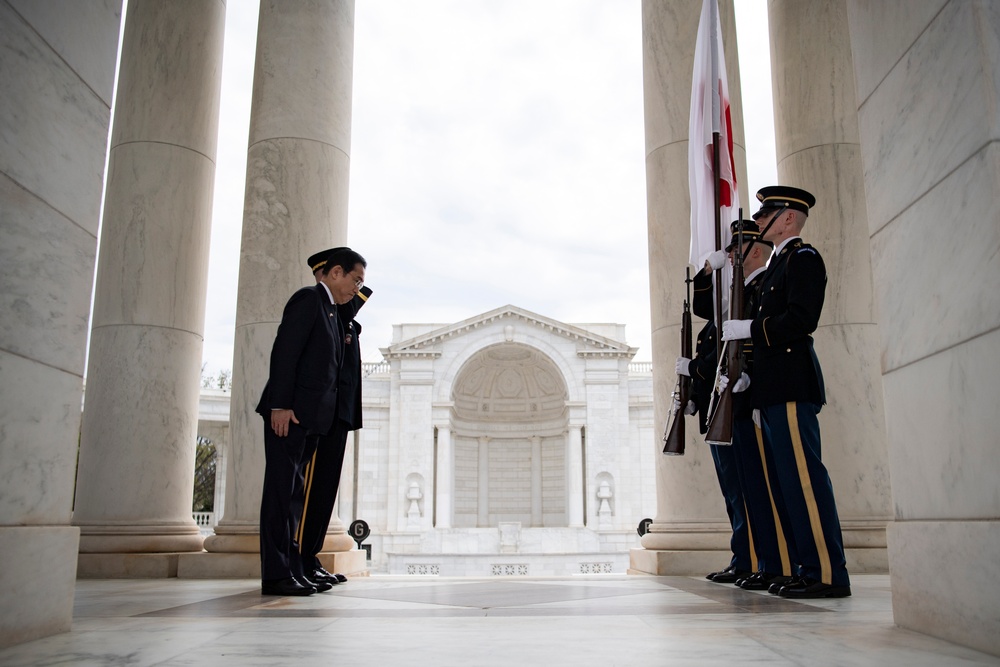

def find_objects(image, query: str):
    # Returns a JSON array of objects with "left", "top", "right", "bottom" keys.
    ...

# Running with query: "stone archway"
[{"left": 449, "top": 343, "right": 568, "bottom": 528}]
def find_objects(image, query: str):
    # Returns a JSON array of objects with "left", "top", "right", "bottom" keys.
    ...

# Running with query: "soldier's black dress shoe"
[
  {"left": 299, "top": 574, "right": 333, "bottom": 593},
  {"left": 739, "top": 572, "right": 797, "bottom": 591},
  {"left": 261, "top": 577, "right": 315, "bottom": 596},
  {"left": 310, "top": 568, "right": 341, "bottom": 585},
  {"left": 777, "top": 577, "right": 851, "bottom": 598},
  {"left": 708, "top": 567, "right": 751, "bottom": 584},
  {"left": 334, "top": 573, "right": 347, "bottom": 583},
  {"left": 769, "top": 576, "right": 805, "bottom": 595}
]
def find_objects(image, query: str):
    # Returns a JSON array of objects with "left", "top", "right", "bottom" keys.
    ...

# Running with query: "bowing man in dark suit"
[
  {"left": 256, "top": 247, "right": 366, "bottom": 596},
  {"left": 722, "top": 186, "right": 850, "bottom": 599},
  {"left": 297, "top": 252, "right": 373, "bottom": 586}
]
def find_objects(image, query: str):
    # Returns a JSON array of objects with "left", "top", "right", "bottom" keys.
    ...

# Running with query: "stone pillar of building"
[
  {"left": 567, "top": 424, "right": 585, "bottom": 528},
  {"left": 73, "top": 0, "right": 225, "bottom": 573},
  {"left": 766, "top": 0, "right": 892, "bottom": 571},
  {"left": 213, "top": 424, "right": 230, "bottom": 520},
  {"left": 478, "top": 436, "right": 490, "bottom": 527},
  {"left": 633, "top": 0, "right": 750, "bottom": 575},
  {"left": 0, "top": 0, "right": 121, "bottom": 647},
  {"left": 434, "top": 421, "right": 453, "bottom": 529},
  {"left": 847, "top": 1, "right": 1000, "bottom": 656},
  {"left": 200, "top": 0, "right": 362, "bottom": 577},
  {"left": 530, "top": 436, "right": 543, "bottom": 526}
]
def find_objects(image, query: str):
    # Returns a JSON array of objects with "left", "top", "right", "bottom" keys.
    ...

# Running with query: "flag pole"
[{"left": 710, "top": 0, "right": 724, "bottom": 362}]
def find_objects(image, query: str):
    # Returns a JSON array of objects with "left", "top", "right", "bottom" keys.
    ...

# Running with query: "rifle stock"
[{"left": 663, "top": 269, "right": 692, "bottom": 455}]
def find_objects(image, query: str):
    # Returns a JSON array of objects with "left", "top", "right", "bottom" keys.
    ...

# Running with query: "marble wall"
[
  {"left": 0, "top": 0, "right": 122, "bottom": 648},
  {"left": 847, "top": 0, "right": 1000, "bottom": 656}
]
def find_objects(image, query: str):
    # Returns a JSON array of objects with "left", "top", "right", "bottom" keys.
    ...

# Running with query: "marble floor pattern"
[{"left": 1, "top": 574, "right": 997, "bottom": 666}]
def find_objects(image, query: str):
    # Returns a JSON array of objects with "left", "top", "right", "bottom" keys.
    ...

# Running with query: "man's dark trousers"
[
  {"left": 299, "top": 420, "right": 351, "bottom": 572},
  {"left": 260, "top": 422, "right": 319, "bottom": 582}
]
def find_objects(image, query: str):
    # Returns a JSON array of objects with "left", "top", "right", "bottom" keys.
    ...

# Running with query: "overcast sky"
[{"left": 199, "top": 0, "right": 776, "bottom": 375}]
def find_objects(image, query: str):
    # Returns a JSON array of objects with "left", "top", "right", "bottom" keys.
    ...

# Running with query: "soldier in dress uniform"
[
  {"left": 677, "top": 238, "right": 752, "bottom": 584},
  {"left": 717, "top": 220, "right": 798, "bottom": 592},
  {"left": 722, "top": 186, "right": 851, "bottom": 598},
  {"left": 297, "top": 247, "right": 373, "bottom": 587}
]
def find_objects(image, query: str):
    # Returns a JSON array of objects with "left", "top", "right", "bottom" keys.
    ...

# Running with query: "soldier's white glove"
[
  {"left": 706, "top": 249, "right": 728, "bottom": 271},
  {"left": 752, "top": 409, "right": 762, "bottom": 429},
  {"left": 671, "top": 397, "right": 697, "bottom": 415},
  {"left": 718, "top": 372, "right": 750, "bottom": 393},
  {"left": 676, "top": 357, "right": 691, "bottom": 377},
  {"left": 722, "top": 319, "right": 752, "bottom": 341}
]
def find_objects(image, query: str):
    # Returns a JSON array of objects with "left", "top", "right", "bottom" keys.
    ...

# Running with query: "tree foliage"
[{"left": 192, "top": 435, "right": 217, "bottom": 512}]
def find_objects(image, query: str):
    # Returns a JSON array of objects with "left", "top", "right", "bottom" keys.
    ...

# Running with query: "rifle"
[
  {"left": 663, "top": 267, "right": 693, "bottom": 455},
  {"left": 705, "top": 218, "right": 745, "bottom": 446}
]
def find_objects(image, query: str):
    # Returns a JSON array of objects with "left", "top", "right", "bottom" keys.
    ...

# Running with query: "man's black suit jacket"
[{"left": 256, "top": 284, "right": 343, "bottom": 436}]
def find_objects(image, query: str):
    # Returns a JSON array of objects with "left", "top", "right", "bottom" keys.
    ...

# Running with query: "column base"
[
  {"left": 199, "top": 527, "right": 367, "bottom": 578},
  {"left": 0, "top": 526, "right": 79, "bottom": 649},
  {"left": 77, "top": 524, "right": 204, "bottom": 553},
  {"left": 628, "top": 548, "right": 731, "bottom": 576},
  {"left": 77, "top": 552, "right": 180, "bottom": 578},
  {"left": 888, "top": 520, "right": 1000, "bottom": 657}
]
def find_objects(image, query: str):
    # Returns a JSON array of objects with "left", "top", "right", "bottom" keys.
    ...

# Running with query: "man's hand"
[
  {"left": 705, "top": 249, "right": 728, "bottom": 271},
  {"left": 721, "top": 319, "right": 753, "bottom": 341},
  {"left": 676, "top": 356, "right": 692, "bottom": 377},
  {"left": 672, "top": 397, "right": 697, "bottom": 416},
  {"left": 270, "top": 409, "right": 300, "bottom": 437},
  {"left": 718, "top": 372, "right": 750, "bottom": 393}
]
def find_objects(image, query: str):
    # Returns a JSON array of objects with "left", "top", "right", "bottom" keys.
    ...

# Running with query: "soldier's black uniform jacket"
[
  {"left": 688, "top": 269, "right": 718, "bottom": 434},
  {"left": 749, "top": 238, "right": 827, "bottom": 409}
]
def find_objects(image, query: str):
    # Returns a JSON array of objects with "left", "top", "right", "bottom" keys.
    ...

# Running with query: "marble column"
[
  {"left": 73, "top": 0, "right": 225, "bottom": 563},
  {"left": 203, "top": 0, "right": 358, "bottom": 574},
  {"left": 633, "top": 0, "right": 750, "bottom": 574},
  {"left": 478, "top": 436, "right": 490, "bottom": 527},
  {"left": 0, "top": 0, "right": 121, "bottom": 647},
  {"left": 435, "top": 423, "right": 453, "bottom": 529},
  {"left": 530, "top": 436, "right": 543, "bottom": 527},
  {"left": 766, "top": 0, "right": 892, "bottom": 570},
  {"left": 847, "top": 0, "right": 1000, "bottom": 656},
  {"left": 567, "top": 425, "right": 584, "bottom": 528}
]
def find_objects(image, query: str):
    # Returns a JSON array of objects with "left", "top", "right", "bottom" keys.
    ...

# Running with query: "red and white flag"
[{"left": 688, "top": 0, "right": 738, "bottom": 269}]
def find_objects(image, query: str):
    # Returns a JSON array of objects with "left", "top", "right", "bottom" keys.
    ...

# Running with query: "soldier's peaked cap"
[
  {"left": 752, "top": 185, "right": 816, "bottom": 219},
  {"left": 306, "top": 247, "right": 349, "bottom": 273},
  {"left": 725, "top": 219, "right": 772, "bottom": 252}
]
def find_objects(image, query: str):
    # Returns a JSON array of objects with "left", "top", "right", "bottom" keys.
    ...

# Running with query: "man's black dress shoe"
[
  {"left": 778, "top": 578, "right": 851, "bottom": 598},
  {"left": 261, "top": 577, "right": 315, "bottom": 596},
  {"left": 709, "top": 568, "right": 751, "bottom": 584},
  {"left": 334, "top": 573, "right": 347, "bottom": 583},
  {"left": 299, "top": 575, "right": 333, "bottom": 593},
  {"left": 310, "top": 568, "right": 341, "bottom": 585},
  {"left": 740, "top": 572, "right": 797, "bottom": 591},
  {"left": 706, "top": 566, "right": 736, "bottom": 581},
  {"left": 769, "top": 576, "right": 806, "bottom": 595}
]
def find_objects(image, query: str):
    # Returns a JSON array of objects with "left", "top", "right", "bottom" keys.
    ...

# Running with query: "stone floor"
[{"left": 1, "top": 575, "right": 997, "bottom": 666}]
